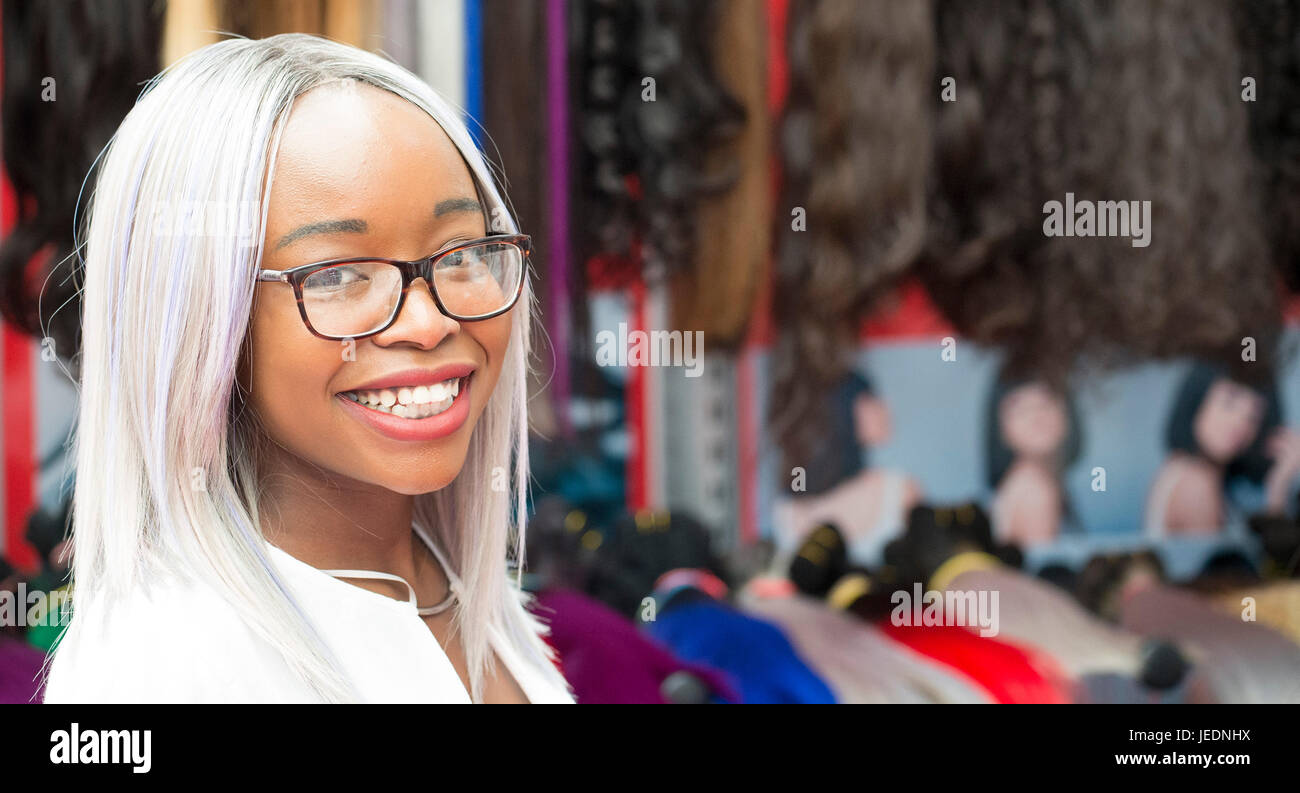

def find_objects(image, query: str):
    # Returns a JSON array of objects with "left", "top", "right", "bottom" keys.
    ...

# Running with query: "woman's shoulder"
[{"left": 43, "top": 575, "right": 297, "bottom": 703}]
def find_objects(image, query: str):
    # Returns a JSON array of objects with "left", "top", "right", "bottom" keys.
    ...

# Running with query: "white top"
[{"left": 42, "top": 530, "right": 575, "bottom": 704}]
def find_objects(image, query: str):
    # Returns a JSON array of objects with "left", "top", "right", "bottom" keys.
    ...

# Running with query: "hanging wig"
[
  {"left": 919, "top": 0, "right": 1055, "bottom": 367},
  {"left": 1234, "top": 0, "right": 1300, "bottom": 292},
  {"left": 0, "top": 0, "right": 164, "bottom": 363},
  {"left": 479, "top": 0, "right": 570, "bottom": 432},
  {"left": 670, "top": 0, "right": 771, "bottom": 349},
  {"left": 923, "top": 0, "right": 1280, "bottom": 382},
  {"left": 573, "top": 0, "right": 745, "bottom": 286},
  {"left": 769, "top": 0, "right": 934, "bottom": 462}
]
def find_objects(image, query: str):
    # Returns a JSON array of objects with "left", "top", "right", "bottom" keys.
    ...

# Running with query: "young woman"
[
  {"left": 42, "top": 34, "right": 574, "bottom": 703},
  {"left": 1145, "top": 363, "right": 1299, "bottom": 537},
  {"left": 986, "top": 375, "right": 1082, "bottom": 548}
]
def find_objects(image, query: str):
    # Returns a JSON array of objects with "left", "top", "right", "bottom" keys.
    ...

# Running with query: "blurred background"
[{"left": 2, "top": 0, "right": 1300, "bottom": 703}]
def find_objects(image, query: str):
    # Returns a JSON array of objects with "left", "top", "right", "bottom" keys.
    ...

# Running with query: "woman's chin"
[
  {"left": 335, "top": 457, "right": 466, "bottom": 496},
  {"left": 380, "top": 469, "right": 464, "bottom": 497}
]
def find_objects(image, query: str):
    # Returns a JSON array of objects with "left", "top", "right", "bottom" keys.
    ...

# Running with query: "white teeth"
[{"left": 342, "top": 377, "right": 465, "bottom": 419}]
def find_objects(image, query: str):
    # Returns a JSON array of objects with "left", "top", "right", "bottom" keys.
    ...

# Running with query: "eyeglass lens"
[{"left": 299, "top": 241, "right": 523, "bottom": 337}]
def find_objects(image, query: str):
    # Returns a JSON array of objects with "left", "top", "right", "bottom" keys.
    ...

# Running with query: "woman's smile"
[{"left": 334, "top": 365, "right": 477, "bottom": 442}]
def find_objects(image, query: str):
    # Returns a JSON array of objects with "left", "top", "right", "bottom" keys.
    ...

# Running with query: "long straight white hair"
[{"left": 57, "top": 33, "right": 567, "bottom": 703}]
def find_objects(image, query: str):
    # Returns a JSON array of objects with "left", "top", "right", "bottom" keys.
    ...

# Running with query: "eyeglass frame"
[{"left": 256, "top": 233, "right": 530, "bottom": 340}]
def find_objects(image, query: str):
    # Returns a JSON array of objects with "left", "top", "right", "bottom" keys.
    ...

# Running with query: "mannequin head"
[
  {"left": 793, "top": 371, "right": 885, "bottom": 497},
  {"left": 1000, "top": 382, "right": 1069, "bottom": 460},
  {"left": 1166, "top": 362, "right": 1281, "bottom": 480},
  {"left": 986, "top": 374, "right": 1082, "bottom": 487}
]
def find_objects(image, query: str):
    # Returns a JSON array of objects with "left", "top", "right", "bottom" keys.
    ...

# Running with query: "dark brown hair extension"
[
  {"left": 920, "top": 0, "right": 1051, "bottom": 371},
  {"left": 924, "top": 0, "right": 1280, "bottom": 384},
  {"left": 669, "top": 0, "right": 770, "bottom": 349},
  {"left": 1059, "top": 0, "right": 1278, "bottom": 374},
  {"left": 479, "top": 0, "right": 568, "bottom": 433},
  {"left": 573, "top": 0, "right": 639, "bottom": 287},
  {"left": 1234, "top": 0, "right": 1300, "bottom": 294},
  {"left": 0, "top": 0, "right": 164, "bottom": 365},
  {"left": 770, "top": 0, "right": 935, "bottom": 468}
]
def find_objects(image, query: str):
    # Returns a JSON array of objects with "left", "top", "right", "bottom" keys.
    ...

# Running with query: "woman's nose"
[{"left": 371, "top": 277, "right": 460, "bottom": 349}]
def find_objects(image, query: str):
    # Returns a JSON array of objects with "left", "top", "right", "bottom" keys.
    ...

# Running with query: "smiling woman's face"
[{"left": 246, "top": 81, "right": 513, "bottom": 495}]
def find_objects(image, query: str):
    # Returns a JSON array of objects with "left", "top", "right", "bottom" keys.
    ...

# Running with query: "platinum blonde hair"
[{"left": 56, "top": 33, "right": 566, "bottom": 702}]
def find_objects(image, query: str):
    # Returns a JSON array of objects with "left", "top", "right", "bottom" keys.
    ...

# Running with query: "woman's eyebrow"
[
  {"left": 273, "top": 219, "right": 367, "bottom": 251},
  {"left": 434, "top": 197, "right": 482, "bottom": 217}
]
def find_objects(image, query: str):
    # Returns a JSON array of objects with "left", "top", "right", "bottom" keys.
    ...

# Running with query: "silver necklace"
[
  {"left": 323, "top": 567, "right": 459, "bottom": 616},
  {"left": 323, "top": 534, "right": 460, "bottom": 616}
]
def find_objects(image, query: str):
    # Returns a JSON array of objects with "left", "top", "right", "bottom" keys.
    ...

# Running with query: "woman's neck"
[{"left": 256, "top": 442, "right": 447, "bottom": 603}]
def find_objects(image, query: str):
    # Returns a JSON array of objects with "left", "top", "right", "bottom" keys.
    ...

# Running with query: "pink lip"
[
  {"left": 336, "top": 374, "right": 473, "bottom": 442},
  {"left": 339, "top": 364, "right": 477, "bottom": 394}
]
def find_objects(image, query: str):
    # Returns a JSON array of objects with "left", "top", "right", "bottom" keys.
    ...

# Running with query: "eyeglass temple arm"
[{"left": 257, "top": 269, "right": 289, "bottom": 282}]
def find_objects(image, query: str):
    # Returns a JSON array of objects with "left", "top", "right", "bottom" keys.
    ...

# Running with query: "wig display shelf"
[{"left": 1021, "top": 532, "right": 1262, "bottom": 583}]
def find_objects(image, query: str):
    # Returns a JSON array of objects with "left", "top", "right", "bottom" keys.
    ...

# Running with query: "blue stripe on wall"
[{"left": 464, "top": 0, "right": 484, "bottom": 150}]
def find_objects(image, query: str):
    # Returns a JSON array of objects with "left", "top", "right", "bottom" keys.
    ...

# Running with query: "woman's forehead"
[{"left": 268, "top": 82, "right": 477, "bottom": 218}]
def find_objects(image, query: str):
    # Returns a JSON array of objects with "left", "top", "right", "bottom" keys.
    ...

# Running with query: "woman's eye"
[{"left": 310, "top": 266, "right": 368, "bottom": 291}]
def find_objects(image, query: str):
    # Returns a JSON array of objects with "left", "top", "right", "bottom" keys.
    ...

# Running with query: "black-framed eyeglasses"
[{"left": 257, "top": 234, "right": 529, "bottom": 340}]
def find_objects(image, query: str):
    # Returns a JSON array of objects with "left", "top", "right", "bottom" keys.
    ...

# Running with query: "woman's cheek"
[
  {"left": 469, "top": 314, "right": 514, "bottom": 407},
  {"left": 248, "top": 304, "right": 338, "bottom": 447}
]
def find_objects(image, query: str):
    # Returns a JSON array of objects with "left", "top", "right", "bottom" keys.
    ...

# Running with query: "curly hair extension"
[
  {"left": 770, "top": 0, "right": 935, "bottom": 470},
  {"left": 924, "top": 0, "right": 1280, "bottom": 383},
  {"left": 628, "top": 0, "right": 746, "bottom": 279},
  {"left": 0, "top": 0, "right": 164, "bottom": 363},
  {"left": 920, "top": 0, "right": 1054, "bottom": 370},
  {"left": 574, "top": 0, "right": 745, "bottom": 286},
  {"left": 1234, "top": 0, "right": 1300, "bottom": 294},
  {"left": 1061, "top": 0, "right": 1278, "bottom": 372},
  {"left": 574, "top": 0, "right": 639, "bottom": 287}
]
